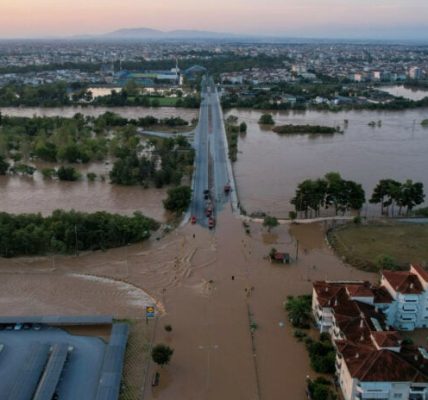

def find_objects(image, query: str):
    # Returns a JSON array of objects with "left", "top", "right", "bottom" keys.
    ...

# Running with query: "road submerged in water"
[{"left": 0, "top": 213, "right": 376, "bottom": 399}]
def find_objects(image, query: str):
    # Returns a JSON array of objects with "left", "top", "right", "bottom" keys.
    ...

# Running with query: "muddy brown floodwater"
[
  {"left": 0, "top": 106, "right": 198, "bottom": 120},
  {"left": 0, "top": 107, "right": 198, "bottom": 221},
  {"left": 228, "top": 107, "right": 428, "bottom": 217},
  {"left": 0, "top": 207, "right": 375, "bottom": 400},
  {"left": 0, "top": 172, "right": 169, "bottom": 221}
]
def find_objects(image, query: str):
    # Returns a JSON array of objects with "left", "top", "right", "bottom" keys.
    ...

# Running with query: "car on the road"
[
  {"left": 190, "top": 216, "right": 197, "bottom": 224},
  {"left": 224, "top": 184, "right": 231, "bottom": 194},
  {"left": 203, "top": 189, "right": 210, "bottom": 200},
  {"left": 205, "top": 201, "right": 213, "bottom": 217},
  {"left": 208, "top": 217, "right": 215, "bottom": 229}
]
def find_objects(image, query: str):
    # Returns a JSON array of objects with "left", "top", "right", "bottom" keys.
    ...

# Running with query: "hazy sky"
[{"left": 1, "top": 0, "right": 428, "bottom": 39}]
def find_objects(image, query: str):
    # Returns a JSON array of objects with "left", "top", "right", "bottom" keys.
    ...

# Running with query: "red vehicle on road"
[
  {"left": 208, "top": 217, "right": 215, "bottom": 229},
  {"left": 190, "top": 216, "right": 197, "bottom": 224}
]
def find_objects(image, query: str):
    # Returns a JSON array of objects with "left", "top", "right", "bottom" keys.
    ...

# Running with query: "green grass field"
[{"left": 328, "top": 221, "right": 428, "bottom": 271}]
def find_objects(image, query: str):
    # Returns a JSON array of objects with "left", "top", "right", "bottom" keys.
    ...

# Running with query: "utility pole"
[{"left": 295, "top": 239, "right": 299, "bottom": 261}]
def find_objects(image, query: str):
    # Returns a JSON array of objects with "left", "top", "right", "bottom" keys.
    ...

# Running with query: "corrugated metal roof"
[
  {"left": 33, "top": 343, "right": 71, "bottom": 400},
  {"left": 7, "top": 342, "right": 50, "bottom": 400},
  {"left": 95, "top": 323, "right": 129, "bottom": 400}
]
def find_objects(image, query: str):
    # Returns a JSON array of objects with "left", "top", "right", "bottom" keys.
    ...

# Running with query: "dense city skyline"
[{"left": 1, "top": 0, "right": 428, "bottom": 41}]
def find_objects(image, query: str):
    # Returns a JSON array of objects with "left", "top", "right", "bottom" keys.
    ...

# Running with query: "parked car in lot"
[{"left": 14, "top": 323, "right": 23, "bottom": 331}]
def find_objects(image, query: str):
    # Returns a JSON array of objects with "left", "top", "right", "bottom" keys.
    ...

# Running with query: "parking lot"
[{"left": 0, "top": 317, "right": 127, "bottom": 400}]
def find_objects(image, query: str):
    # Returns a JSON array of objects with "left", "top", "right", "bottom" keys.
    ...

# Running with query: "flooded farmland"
[
  {"left": 0, "top": 107, "right": 198, "bottom": 221},
  {"left": 228, "top": 107, "right": 428, "bottom": 217}
]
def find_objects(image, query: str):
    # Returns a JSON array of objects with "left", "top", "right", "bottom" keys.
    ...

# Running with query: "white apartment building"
[{"left": 312, "top": 265, "right": 428, "bottom": 400}]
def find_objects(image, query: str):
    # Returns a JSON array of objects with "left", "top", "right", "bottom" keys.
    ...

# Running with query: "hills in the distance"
[{"left": 101, "top": 27, "right": 242, "bottom": 40}]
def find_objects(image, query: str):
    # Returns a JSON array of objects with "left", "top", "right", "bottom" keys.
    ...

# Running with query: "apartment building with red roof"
[{"left": 312, "top": 264, "right": 428, "bottom": 400}]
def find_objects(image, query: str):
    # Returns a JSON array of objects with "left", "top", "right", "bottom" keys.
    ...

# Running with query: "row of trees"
[
  {"left": 0, "top": 210, "right": 159, "bottom": 257},
  {"left": 370, "top": 179, "right": 425, "bottom": 216},
  {"left": 0, "top": 81, "right": 201, "bottom": 108},
  {"left": 291, "top": 173, "right": 425, "bottom": 218},
  {"left": 291, "top": 172, "right": 365, "bottom": 218},
  {"left": 225, "top": 115, "right": 246, "bottom": 162}
]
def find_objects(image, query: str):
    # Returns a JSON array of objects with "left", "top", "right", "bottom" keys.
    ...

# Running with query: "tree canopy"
[
  {"left": 258, "top": 113, "right": 275, "bottom": 125},
  {"left": 0, "top": 210, "right": 159, "bottom": 257},
  {"left": 370, "top": 179, "right": 425, "bottom": 216},
  {"left": 151, "top": 344, "right": 174, "bottom": 367},
  {"left": 163, "top": 186, "right": 192, "bottom": 215},
  {"left": 291, "top": 172, "right": 365, "bottom": 218}
]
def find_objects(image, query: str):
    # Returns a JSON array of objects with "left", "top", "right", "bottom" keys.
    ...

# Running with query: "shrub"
[
  {"left": 87, "top": 172, "right": 97, "bottom": 181},
  {"left": 285, "top": 295, "right": 312, "bottom": 329},
  {"left": 151, "top": 344, "right": 174, "bottom": 367},
  {"left": 163, "top": 186, "right": 192, "bottom": 215},
  {"left": 57, "top": 166, "right": 80, "bottom": 181},
  {"left": 258, "top": 113, "right": 275, "bottom": 125},
  {"left": 308, "top": 377, "right": 337, "bottom": 400},
  {"left": 306, "top": 335, "right": 336, "bottom": 374},
  {"left": 375, "top": 254, "right": 398, "bottom": 270}
]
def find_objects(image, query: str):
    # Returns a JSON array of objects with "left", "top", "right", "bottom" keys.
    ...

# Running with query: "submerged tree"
[{"left": 152, "top": 344, "right": 174, "bottom": 367}]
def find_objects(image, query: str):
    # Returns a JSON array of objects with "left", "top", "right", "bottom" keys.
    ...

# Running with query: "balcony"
[
  {"left": 398, "top": 313, "right": 417, "bottom": 322},
  {"left": 410, "top": 386, "right": 427, "bottom": 400},
  {"left": 399, "top": 304, "right": 418, "bottom": 313},
  {"left": 355, "top": 390, "right": 389, "bottom": 400}
]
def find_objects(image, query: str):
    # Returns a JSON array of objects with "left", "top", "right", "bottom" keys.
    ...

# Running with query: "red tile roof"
[
  {"left": 346, "top": 284, "right": 374, "bottom": 298},
  {"left": 371, "top": 331, "right": 401, "bottom": 348},
  {"left": 411, "top": 264, "right": 428, "bottom": 283},
  {"left": 313, "top": 281, "right": 348, "bottom": 307},
  {"left": 382, "top": 270, "right": 423, "bottom": 294},
  {"left": 333, "top": 300, "right": 387, "bottom": 346},
  {"left": 336, "top": 340, "right": 428, "bottom": 382}
]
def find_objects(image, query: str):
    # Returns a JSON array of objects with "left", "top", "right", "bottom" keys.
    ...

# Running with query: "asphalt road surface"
[{"left": 190, "top": 77, "right": 233, "bottom": 228}]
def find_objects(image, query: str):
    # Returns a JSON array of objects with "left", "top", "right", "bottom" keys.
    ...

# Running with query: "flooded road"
[
  {"left": 228, "top": 107, "right": 428, "bottom": 217},
  {"left": 0, "top": 208, "right": 375, "bottom": 400}
]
